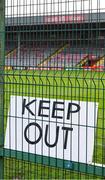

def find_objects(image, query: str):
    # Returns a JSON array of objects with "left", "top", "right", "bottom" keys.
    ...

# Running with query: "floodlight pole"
[{"left": 0, "top": 0, "right": 5, "bottom": 178}]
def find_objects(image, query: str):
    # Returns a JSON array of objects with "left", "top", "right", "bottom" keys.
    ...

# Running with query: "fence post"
[{"left": 0, "top": 0, "right": 5, "bottom": 178}]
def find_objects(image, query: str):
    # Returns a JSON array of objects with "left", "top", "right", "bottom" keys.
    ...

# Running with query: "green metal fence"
[{"left": 0, "top": 0, "right": 105, "bottom": 179}]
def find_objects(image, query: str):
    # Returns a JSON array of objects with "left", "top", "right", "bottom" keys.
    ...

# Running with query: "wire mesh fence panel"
[{"left": 2, "top": 0, "right": 105, "bottom": 179}]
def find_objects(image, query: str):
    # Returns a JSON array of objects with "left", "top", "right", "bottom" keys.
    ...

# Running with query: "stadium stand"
[
  {"left": 5, "top": 40, "right": 104, "bottom": 70},
  {"left": 41, "top": 46, "right": 103, "bottom": 69},
  {"left": 6, "top": 43, "right": 16, "bottom": 54},
  {"left": 45, "top": 52, "right": 87, "bottom": 69},
  {"left": 5, "top": 43, "right": 59, "bottom": 69}
]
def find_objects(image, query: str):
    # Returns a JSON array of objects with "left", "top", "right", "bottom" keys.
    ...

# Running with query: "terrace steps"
[
  {"left": 76, "top": 55, "right": 88, "bottom": 67},
  {"left": 38, "top": 44, "right": 68, "bottom": 67},
  {"left": 93, "top": 55, "right": 105, "bottom": 66}
]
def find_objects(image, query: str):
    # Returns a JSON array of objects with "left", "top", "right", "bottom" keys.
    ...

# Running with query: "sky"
[{"left": 5, "top": 0, "right": 105, "bottom": 17}]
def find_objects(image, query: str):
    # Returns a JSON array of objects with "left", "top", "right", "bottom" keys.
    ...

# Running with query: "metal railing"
[{"left": 1, "top": 0, "right": 105, "bottom": 179}]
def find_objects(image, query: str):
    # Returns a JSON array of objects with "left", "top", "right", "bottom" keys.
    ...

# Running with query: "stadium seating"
[
  {"left": 44, "top": 46, "right": 88, "bottom": 69},
  {"left": 6, "top": 43, "right": 16, "bottom": 54},
  {"left": 47, "top": 53, "right": 87, "bottom": 68},
  {"left": 5, "top": 44, "right": 58, "bottom": 68},
  {"left": 5, "top": 43, "right": 104, "bottom": 70}
]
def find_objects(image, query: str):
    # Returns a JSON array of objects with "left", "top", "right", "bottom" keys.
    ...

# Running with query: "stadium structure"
[
  {"left": 5, "top": 2, "right": 105, "bottom": 71},
  {"left": 3, "top": 1, "right": 105, "bottom": 178}
]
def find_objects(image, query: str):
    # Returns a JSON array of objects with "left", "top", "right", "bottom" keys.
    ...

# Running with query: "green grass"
[{"left": 3, "top": 69, "right": 105, "bottom": 179}]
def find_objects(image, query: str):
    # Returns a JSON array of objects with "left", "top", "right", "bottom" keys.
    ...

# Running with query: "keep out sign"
[{"left": 5, "top": 96, "right": 98, "bottom": 164}]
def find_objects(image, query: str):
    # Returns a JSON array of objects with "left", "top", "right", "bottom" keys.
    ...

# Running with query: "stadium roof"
[
  {"left": 5, "top": 0, "right": 105, "bottom": 26},
  {"left": 6, "top": 12, "right": 105, "bottom": 26}
]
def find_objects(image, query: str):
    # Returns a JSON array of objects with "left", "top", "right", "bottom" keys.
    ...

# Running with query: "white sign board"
[{"left": 5, "top": 96, "right": 98, "bottom": 164}]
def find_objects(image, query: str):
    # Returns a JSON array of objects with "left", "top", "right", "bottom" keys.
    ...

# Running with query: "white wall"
[{"left": 6, "top": 0, "right": 105, "bottom": 17}]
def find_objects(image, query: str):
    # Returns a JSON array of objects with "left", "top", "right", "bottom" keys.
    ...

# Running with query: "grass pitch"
[{"left": 4, "top": 69, "right": 105, "bottom": 179}]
